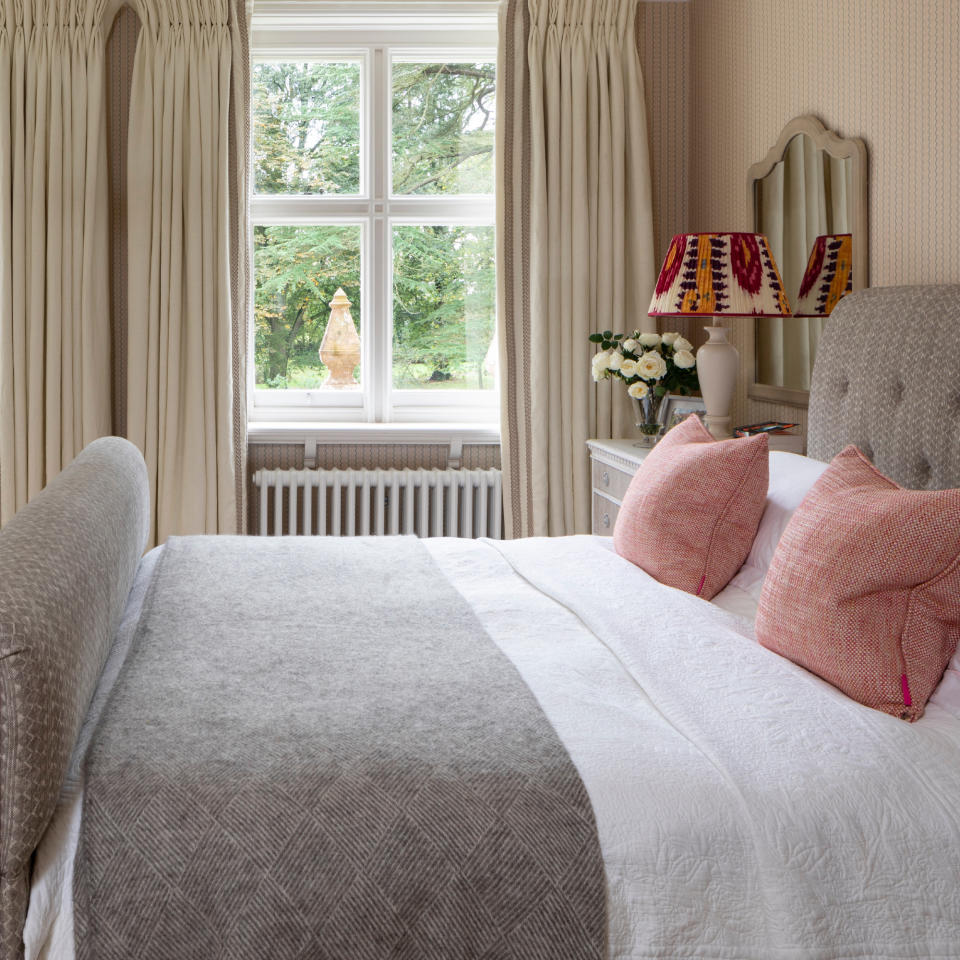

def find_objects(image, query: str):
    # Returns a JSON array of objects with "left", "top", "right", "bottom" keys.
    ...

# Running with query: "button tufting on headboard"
[{"left": 808, "top": 285, "right": 960, "bottom": 490}]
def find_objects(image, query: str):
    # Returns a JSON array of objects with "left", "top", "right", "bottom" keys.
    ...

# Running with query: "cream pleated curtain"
[
  {"left": 497, "top": 0, "right": 655, "bottom": 537},
  {"left": 0, "top": 0, "right": 112, "bottom": 526},
  {"left": 756, "top": 134, "right": 850, "bottom": 389},
  {"left": 126, "top": 0, "right": 249, "bottom": 544}
]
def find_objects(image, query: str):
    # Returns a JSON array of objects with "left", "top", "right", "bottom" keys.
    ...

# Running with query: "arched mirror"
[{"left": 748, "top": 116, "right": 868, "bottom": 406}]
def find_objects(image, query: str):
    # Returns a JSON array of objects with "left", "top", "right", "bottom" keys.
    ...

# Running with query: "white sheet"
[
  {"left": 712, "top": 451, "right": 829, "bottom": 619},
  {"left": 25, "top": 536, "right": 960, "bottom": 959}
]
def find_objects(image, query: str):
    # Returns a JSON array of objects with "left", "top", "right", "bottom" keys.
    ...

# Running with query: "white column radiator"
[{"left": 253, "top": 468, "right": 503, "bottom": 538}]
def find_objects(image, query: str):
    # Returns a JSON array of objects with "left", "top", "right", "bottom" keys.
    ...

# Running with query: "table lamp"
[
  {"left": 793, "top": 234, "right": 853, "bottom": 317},
  {"left": 648, "top": 233, "right": 791, "bottom": 439}
]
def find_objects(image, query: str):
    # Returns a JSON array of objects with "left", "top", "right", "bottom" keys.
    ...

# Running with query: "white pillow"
[
  {"left": 712, "top": 451, "right": 828, "bottom": 617},
  {"left": 930, "top": 665, "right": 960, "bottom": 719}
]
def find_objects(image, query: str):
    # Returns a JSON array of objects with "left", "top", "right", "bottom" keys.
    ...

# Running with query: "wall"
[
  {"left": 687, "top": 0, "right": 960, "bottom": 434},
  {"left": 106, "top": 5, "right": 139, "bottom": 438},
  {"left": 638, "top": 0, "right": 692, "bottom": 274}
]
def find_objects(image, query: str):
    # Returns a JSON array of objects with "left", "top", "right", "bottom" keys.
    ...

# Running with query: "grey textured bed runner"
[{"left": 74, "top": 536, "right": 605, "bottom": 959}]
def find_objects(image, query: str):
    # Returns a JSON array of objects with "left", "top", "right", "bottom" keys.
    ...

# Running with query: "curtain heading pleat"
[
  {"left": 0, "top": 0, "right": 106, "bottom": 34},
  {"left": 530, "top": 0, "right": 637, "bottom": 33},
  {"left": 131, "top": 0, "right": 229, "bottom": 32}
]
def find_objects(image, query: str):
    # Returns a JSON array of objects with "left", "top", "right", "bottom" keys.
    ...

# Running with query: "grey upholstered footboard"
[{"left": 0, "top": 438, "right": 149, "bottom": 960}]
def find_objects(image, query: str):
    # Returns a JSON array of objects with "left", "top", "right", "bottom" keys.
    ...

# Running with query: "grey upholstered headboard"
[
  {"left": 808, "top": 285, "right": 960, "bottom": 489},
  {"left": 0, "top": 438, "right": 149, "bottom": 960}
]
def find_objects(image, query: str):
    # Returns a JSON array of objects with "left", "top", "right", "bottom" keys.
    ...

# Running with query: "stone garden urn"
[{"left": 319, "top": 287, "right": 361, "bottom": 388}]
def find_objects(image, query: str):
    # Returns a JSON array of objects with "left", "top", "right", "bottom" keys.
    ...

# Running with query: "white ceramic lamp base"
[{"left": 695, "top": 323, "right": 739, "bottom": 440}]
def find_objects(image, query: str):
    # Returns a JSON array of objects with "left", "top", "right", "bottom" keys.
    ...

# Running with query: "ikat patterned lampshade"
[
  {"left": 647, "top": 233, "right": 792, "bottom": 319},
  {"left": 646, "top": 233, "right": 791, "bottom": 442},
  {"left": 793, "top": 234, "right": 853, "bottom": 317}
]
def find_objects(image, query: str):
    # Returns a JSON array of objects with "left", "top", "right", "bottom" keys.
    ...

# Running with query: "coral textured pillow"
[
  {"left": 756, "top": 445, "right": 960, "bottom": 721},
  {"left": 613, "top": 414, "right": 769, "bottom": 599}
]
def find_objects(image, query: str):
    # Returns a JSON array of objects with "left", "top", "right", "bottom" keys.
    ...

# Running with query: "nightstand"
[{"left": 586, "top": 439, "right": 652, "bottom": 536}]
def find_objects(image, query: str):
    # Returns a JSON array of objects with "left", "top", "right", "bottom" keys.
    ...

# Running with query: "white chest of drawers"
[{"left": 586, "top": 439, "right": 651, "bottom": 536}]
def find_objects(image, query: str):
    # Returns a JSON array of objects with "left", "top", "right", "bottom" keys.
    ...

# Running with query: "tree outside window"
[{"left": 251, "top": 55, "right": 496, "bottom": 408}]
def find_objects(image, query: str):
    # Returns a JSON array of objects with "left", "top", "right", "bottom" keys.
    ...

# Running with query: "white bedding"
[{"left": 25, "top": 534, "right": 960, "bottom": 959}]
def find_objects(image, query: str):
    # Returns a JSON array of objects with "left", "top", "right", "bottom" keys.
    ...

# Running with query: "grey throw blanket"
[{"left": 75, "top": 536, "right": 605, "bottom": 959}]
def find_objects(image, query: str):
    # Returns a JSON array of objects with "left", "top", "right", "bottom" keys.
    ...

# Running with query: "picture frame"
[{"left": 659, "top": 394, "right": 707, "bottom": 432}]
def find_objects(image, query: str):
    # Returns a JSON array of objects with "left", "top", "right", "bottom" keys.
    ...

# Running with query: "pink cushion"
[
  {"left": 756, "top": 445, "right": 960, "bottom": 721},
  {"left": 613, "top": 415, "right": 769, "bottom": 599}
]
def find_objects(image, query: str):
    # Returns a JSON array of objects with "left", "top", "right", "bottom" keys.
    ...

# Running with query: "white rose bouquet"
[{"left": 589, "top": 328, "right": 699, "bottom": 434}]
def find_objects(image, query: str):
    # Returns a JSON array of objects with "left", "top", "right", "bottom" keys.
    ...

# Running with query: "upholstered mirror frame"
[{"left": 747, "top": 115, "right": 868, "bottom": 407}]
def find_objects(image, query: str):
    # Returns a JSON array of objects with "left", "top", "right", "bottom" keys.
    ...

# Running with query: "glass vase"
[{"left": 632, "top": 392, "right": 664, "bottom": 443}]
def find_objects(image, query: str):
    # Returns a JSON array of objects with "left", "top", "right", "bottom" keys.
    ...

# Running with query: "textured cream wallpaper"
[
  {"left": 106, "top": 5, "right": 139, "bottom": 436},
  {"left": 639, "top": 0, "right": 691, "bottom": 274},
  {"left": 688, "top": 0, "right": 960, "bottom": 434}
]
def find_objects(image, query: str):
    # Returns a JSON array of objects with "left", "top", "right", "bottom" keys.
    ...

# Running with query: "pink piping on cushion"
[
  {"left": 901, "top": 674, "right": 912, "bottom": 707},
  {"left": 696, "top": 574, "right": 706, "bottom": 596}
]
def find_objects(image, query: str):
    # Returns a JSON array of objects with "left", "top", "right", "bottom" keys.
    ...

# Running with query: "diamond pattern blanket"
[{"left": 74, "top": 535, "right": 605, "bottom": 959}]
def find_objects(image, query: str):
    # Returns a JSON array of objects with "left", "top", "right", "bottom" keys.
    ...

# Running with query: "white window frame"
[{"left": 248, "top": 1, "right": 500, "bottom": 441}]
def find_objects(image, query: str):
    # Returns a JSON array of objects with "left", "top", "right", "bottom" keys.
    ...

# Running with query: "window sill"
[{"left": 247, "top": 421, "right": 501, "bottom": 445}]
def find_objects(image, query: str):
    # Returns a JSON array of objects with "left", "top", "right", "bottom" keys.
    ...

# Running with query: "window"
[{"left": 249, "top": 3, "right": 498, "bottom": 434}]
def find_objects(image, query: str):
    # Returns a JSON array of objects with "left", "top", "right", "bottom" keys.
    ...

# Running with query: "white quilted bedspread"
[
  {"left": 433, "top": 535, "right": 960, "bottom": 960},
  {"left": 26, "top": 535, "right": 960, "bottom": 959}
]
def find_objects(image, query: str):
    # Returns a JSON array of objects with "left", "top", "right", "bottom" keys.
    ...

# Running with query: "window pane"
[
  {"left": 254, "top": 225, "right": 362, "bottom": 390},
  {"left": 253, "top": 61, "right": 361, "bottom": 195},
  {"left": 392, "top": 225, "right": 495, "bottom": 391},
  {"left": 391, "top": 61, "right": 495, "bottom": 195}
]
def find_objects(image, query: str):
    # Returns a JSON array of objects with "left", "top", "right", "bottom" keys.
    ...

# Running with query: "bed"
[{"left": 3, "top": 284, "right": 960, "bottom": 959}]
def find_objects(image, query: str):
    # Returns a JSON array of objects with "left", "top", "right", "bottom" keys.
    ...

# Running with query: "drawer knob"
[
  {"left": 602, "top": 512, "right": 611, "bottom": 528},
  {"left": 601, "top": 470, "right": 610, "bottom": 486}
]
